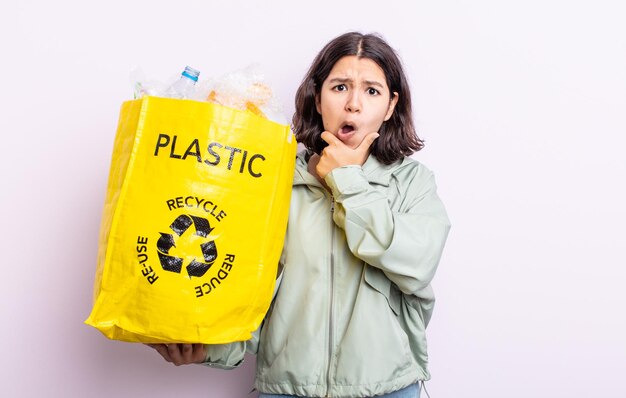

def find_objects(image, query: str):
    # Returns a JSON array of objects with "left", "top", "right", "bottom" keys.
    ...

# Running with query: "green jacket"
[{"left": 204, "top": 150, "right": 451, "bottom": 398}]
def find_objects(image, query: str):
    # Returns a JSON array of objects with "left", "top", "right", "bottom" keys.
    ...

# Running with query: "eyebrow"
[{"left": 328, "top": 77, "right": 385, "bottom": 89}]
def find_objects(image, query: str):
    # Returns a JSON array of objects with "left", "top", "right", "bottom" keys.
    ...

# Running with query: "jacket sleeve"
[
  {"left": 324, "top": 162, "right": 451, "bottom": 296},
  {"left": 200, "top": 326, "right": 261, "bottom": 369}
]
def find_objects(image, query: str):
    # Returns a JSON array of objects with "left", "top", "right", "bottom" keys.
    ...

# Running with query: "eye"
[
  {"left": 367, "top": 87, "right": 380, "bottom": 96},
  {"left": 333, "top": 84, "right": 347, "bottom": 92}
]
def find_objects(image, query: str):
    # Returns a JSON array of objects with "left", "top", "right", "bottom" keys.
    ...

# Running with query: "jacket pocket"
[
  {"left": 363, "top": 265, "right": 402, "bottom": 316},
  {"left": 333, "top": 265, "right": 416, "bottom": 385},
  {"left": 364, "top": 265, "right": 431, "bottom": 378}
]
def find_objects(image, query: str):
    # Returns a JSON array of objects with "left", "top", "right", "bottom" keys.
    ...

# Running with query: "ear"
[
  {"left": 383, "top": 92, "right": 399, "bottom": 121},
  {"left": 315, "top": 93, "right": 322, "bottom": 115}
]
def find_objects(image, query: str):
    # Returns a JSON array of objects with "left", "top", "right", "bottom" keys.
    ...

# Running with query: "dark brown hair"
[{"left": 292, "top": 32, "right": 424, "bottom": 165}]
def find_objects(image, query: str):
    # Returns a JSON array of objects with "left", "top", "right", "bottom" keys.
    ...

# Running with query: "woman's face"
[{"left": 316, "top": 55, "right": 398, "bottom": 149}]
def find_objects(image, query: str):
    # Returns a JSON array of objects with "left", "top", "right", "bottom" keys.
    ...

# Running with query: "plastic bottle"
[{"left": 167, "top": 66, "right": 200, "bottom": 99}]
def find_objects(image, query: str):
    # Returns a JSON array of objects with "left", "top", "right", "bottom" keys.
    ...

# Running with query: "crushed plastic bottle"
[
  {"left": 166, "top": 66, "right": 200, "bottom": 99},
  {"left": 128, "top": 65, "right": 287, "bottom": 124},
  {"left": 130, "top": 67, "right": 167, "bottom": 99}
]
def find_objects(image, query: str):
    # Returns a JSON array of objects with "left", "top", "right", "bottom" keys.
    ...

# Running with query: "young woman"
[{"left": 148, "top": 32, "right": 451, "bottom": 398}]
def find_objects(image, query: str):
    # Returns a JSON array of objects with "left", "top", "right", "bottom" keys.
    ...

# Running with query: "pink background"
[{"left": 2, "top": 1, "right": 625, "bottom": 397}]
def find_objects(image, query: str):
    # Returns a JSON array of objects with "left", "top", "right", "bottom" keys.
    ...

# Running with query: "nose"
[{"left": 345, "top": 92, "right": 361, "bottom": 113}]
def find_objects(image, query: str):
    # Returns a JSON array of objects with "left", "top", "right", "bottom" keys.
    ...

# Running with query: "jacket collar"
[{"left": 293, "top": 150, "right": 405, "bottom": 187}]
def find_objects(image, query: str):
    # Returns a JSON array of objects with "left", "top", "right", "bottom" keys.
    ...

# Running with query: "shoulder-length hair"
[{"left": 292, "top": 32, "right": 424, "bottom": 165}]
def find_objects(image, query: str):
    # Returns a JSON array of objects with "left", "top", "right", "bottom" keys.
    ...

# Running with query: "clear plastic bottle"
[{"left": 167, "top": 66, "right": 200, "bottom": 99}]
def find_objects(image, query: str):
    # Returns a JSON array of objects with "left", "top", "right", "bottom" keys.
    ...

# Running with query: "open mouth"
[{"left": 340, "top": 123, "right": 355, "bottom": 135}]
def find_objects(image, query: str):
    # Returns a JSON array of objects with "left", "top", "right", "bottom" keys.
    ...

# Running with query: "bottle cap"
[{"left": 182, "top": 66, "right": 200, "bottom": 82}]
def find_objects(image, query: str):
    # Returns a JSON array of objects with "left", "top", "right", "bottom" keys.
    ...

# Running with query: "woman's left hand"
[
  {"left": 316, "top": 130, "right": 379, "bottom": 178},
  {"left": 145, "top": 343, "right": 207, "bottom": 366}
]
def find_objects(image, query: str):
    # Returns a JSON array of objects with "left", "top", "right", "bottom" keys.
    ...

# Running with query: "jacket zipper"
[{"left": 325, "top": 196, "right": 335, "bottom": 398}]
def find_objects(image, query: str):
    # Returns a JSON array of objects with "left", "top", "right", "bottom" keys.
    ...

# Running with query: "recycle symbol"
[{"left": 157, "top": 214, "right": 218, "bottom": 278}]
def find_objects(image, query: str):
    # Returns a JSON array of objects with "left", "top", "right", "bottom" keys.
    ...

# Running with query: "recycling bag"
[{"left": 85, "top": 96, "right": 296, "bottom": 344}]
